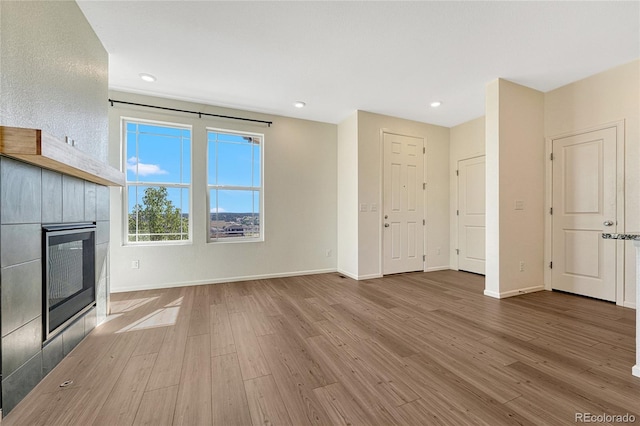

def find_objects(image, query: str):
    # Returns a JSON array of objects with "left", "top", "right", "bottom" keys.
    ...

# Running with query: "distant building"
[{"left": 223, "top": 224, "right": 244, "bottom": 237}]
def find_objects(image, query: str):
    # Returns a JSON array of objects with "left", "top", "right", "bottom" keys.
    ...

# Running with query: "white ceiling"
[{"left": 77, "top": 1, "right": 639, "bottom": 128}]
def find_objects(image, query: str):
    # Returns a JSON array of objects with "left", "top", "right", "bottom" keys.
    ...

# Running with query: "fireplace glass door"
[{"left": 43, "top": 223, "right": 96, "bottom": 340}]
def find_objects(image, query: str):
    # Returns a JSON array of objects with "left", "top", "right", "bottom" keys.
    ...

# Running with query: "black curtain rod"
[{"left": 108, "top": 99, "right": 273, "bottom": 127}]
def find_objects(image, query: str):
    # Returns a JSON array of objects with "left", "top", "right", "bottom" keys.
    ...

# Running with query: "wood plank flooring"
[{"left": 4, "top": 271, "right": 639, "bottom": 425}]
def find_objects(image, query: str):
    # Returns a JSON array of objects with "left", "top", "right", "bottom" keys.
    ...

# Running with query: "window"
[
  {"left": 125, "top": 119, "right": 191, "bottom": 243},
  {"left": 208, "top": 129, "right": 262, "bottom": 241}
]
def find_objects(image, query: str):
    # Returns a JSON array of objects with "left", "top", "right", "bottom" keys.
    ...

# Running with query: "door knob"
[
  {"left": 384, "top": 223, "right": 390, "bottom": 228},
  {"left": 603, "top": 220, "right": 614, "bottom": 226}
]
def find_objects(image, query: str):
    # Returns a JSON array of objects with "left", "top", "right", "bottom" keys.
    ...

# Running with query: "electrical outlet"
[
  {"left": 436, "top": 247, "right": 441, "bottom": 255},
  {"left": 519, "top": 261, "right": 525, "bottom": 272},
  {"left": 131, "top": 260, "right": 140, "bottom": 269},
  {"left": 326, "top": 249, "right": 332, "bottom": 257}
]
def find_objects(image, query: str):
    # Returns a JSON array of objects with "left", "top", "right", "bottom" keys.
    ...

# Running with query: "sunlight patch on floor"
[
  {"left": 102, "top": 313, "right": 124, "bottom": 324},
  {"left": 110, "top": 296, "right": 159, "bottom": 314},
  {"left": 165, "top": 296, "right": 183, "bottom": 307},
  {"left": 116, "top": 306, "right": 180, "bottom": 333}
]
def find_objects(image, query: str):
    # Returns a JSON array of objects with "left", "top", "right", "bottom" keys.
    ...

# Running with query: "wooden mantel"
[{"left": 0, "top": 126, "right": 124, "bottom": 187}]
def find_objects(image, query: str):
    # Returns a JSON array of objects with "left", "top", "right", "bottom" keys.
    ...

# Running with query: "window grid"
[
  {"left": 207, "top": 129, "right": 263, "bottom": 242},
  {"left": 125, "top": 120, "right": 192, "bottom": 243}
]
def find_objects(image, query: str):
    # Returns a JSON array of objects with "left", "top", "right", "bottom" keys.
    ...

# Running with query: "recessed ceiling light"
[
  {"left": 430, "top": 101, "right": 442, "bottom": 108},
  {"left": 139, "top": 73, "right": 157, "bottom": 82},
  {"left": 293, "top": 101, "right": 306, "bottom": 108}
]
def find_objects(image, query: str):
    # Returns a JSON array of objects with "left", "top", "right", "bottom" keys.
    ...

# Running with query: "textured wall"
[{"left": 0, "top": 1, "right": 108, "bottom": 162}]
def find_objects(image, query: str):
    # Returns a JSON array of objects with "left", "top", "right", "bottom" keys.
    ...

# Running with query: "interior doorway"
[
  {"left": 457, "top": 155, "right": 486, "bottom": 275},
  {"left": 550, "top": 125, "right": 619, "bottom": 301},
  {"left": 382, "top": 132, "right": 425, "bottom": 275}
]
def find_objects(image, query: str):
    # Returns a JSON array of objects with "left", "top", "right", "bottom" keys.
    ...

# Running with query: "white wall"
[
  {"left": 449, "top": 116, "right": 485, "bottom": 270},
  {"left": 337, "top": 112, "right": 359, "bottom": 278},
  {"left": 485, "top": 80, "right": 501, "bottom": 296},
  {"left": 486, "top": 79, "right": 545, "bottom": 298},
  {"left": 545, "top": 59, "right": 640, "bottom": 308},
  {"left": 357, "top": 111, "right": 450, "bottom": 277},
  {"left": 108, "top": 91, "right": 337, "bottom": 291}
]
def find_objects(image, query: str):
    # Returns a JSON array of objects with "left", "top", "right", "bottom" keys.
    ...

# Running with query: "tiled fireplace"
[{"left": 0, "top": 157, "right": 110, "bottom": 413}]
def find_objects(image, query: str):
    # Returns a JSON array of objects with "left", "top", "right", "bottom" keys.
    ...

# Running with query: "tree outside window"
[{"left": 125, "top": 120, "right": 191, "bottom": 243}]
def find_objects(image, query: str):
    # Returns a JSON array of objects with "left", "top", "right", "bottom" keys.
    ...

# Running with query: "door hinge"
[
  {"left": 423, "top": 219, "right": 425, "bottom": 225},
  {"left": 423, "top": 254, "right": 426, "bottom": 261},
  {"left": 423, "top": 147, "right": 426, "bottom": 154},
  {"left": 456, "top": 249, "right": 459, "bottom": 255},
  {"left": 456, "top": 169, "right": 459, "bottom": 176},
  {"left": 549, "top": 261, "right": 553, "bottom": 269},
  {"left": 423, "top": 182, "right": 426, "bottom": 190},
  {"left": 550, "top": 153, "right": 554, "bottom": 161},
  {"left": 456, "top": 210, "right": 459, "bottom": 216},
  {"left": 550, "top": 207, "right": 553, "bottom": 215}
]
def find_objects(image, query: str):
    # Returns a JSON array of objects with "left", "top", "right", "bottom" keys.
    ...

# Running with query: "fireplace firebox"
[{"left": 42, "top": 223, "right": 96, "bottom": 341}]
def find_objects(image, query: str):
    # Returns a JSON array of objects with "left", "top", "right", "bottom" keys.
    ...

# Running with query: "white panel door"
[
  {"left": 383, "top": 133, "right": 424, "bottom": 275},
  {"left": 458, "top": 156, "right": 486, "bottom": 274},
  {"left": 552, "top": 127, "right": 617, "bottom": 301}
]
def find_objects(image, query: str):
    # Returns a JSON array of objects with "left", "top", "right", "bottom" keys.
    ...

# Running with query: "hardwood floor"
[{"left": 4, "top": 271, "right": 639, "bottom": 425}]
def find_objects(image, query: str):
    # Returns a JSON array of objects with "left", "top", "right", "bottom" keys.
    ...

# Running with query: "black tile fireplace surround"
[{"left": 0, "top": 156, "right": 110, "bottom": 415}]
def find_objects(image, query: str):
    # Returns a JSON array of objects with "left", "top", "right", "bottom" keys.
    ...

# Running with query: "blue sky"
[{"left": 126, "top": 122, "right": 260, "bottom": 216}]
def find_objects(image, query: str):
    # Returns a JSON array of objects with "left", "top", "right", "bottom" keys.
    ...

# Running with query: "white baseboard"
[
  {"left": 111, "top": 268, "right": 337, "bottom": 293},
  {"left": 483, "top": 289, "right": 501, "bottom": 299},
  {"left": 336, "top": 270, "right": 383, "bottom": 281},
  {"left": 358, "top": 273, "right": 383, "bottom": 280},
  {"left": 339, "top": 267, "right": 452, "bottom": 279},
  {"left": 425, "top": 266, "right": 450, "bottom": 272},
  {"left": 500, "top": 285, "right": 546, "bottom": 298},
  {"left": 484, "top": 285, "right": 545, "bottom": 299},
  {"left": 622, "top": 301, "right": 636, "bottom": 309},
  {"left": 632, "top": 365, "right": 640, "bottom": 378},
  {"left": 336, "top": 269, "right": 358, "bottom": 280}
]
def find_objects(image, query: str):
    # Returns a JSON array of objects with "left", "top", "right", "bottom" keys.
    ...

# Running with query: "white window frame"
[
  {"left": 123, "top": 117, "right": 193, "bottom": 245},
  {"left": 207, "top": 127, "right": 264, "bottom": 243}
]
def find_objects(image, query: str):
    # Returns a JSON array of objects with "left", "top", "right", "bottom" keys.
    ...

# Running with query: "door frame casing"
[
  {"left": 379, "top": 129, "right": 427, "bottom": 275},
  {"left": 544, "top": 120, "right": 625, "bottom": 305}
]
